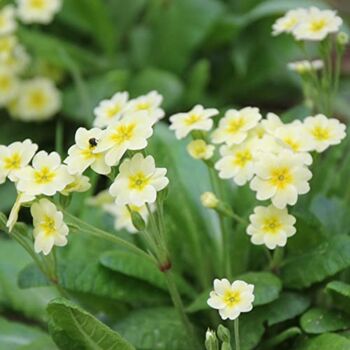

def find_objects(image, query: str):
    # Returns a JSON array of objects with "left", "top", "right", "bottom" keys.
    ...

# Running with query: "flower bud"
[
  {"left": 130, "top": 210, "right": 146, "bottom": 231},
  {"left": 221, "top": 342, "right": 232, "bottom": 350},
  {"left": 187, "top": 140, "right": 214, "bottom": 160},
  {"left": 205, "top": 329, "right": 219, "bottom": 350},
  {"left": 337, "top": 32, "right": 349, "bottom": 46},
  {"left": 201, "top": 192, "right": 219, "bottom": 209},
  {"left": 217, "top": 325, "right": 231, "bottom": 343}
]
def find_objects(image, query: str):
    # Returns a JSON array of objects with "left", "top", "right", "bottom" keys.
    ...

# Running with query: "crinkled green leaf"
[
  {"left": 300, "top": 308, "right": 350, "bottom": 334},
  {"left": 296, "top": 333, "right": 350, "bottom": 350},
  {"left": 281, "top": 235, "right": 350, "bottom": 289},
  {"left": 114, "top": 307, "right": 188, "bottom": 350},
  {"left": 47, "top": 298, "right": 135, "bottom": 350}
]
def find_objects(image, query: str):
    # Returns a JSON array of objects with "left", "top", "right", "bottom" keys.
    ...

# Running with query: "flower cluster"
[
  {"left": 170, "top": 106, "right": 346, "bottom": 250},
  {"left": 272, "top": 7, "right": 342, "bottom": 41},
  {"left": 0, "top": 1, "right": 61, "bottom": 121}
]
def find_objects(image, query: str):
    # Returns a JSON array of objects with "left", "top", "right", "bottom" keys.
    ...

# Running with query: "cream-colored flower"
[
  {"left": 93, "top": 92, "right": 129, "bottom": 128},
  {"left": 247, "top": 205, "right": 296, "bottom": 249},
  {"left": 303, "top": 114, "right": 346, "bottom": 152},
  {"left": 0, "top": 69, "right": 19, "bottom": 107},
  {"left": 65, "top": 128, "right": 111, "bottom": 175},
  {"left": 7, "top": 191, "right": 35, "bottom": 232},
  {"left": 86, "top": 190, "right": 113, "bottom": 207},
  {"left": 215, "top": 140, "right": 256, "bottom": 186},
  {"left": 0, "top": 139, "right": 38, "bottom": 184},
  {"left": 275, "top": 121, "right": 313, "bottom": 165},
  {"left": 207, "top": 279, "right": 254, "bottom": 320},
  {"left": 0, "top": 35, "right": 17, "bottom": 59},
  {"left": 0, "top": 5, "right": 17, "bottom": 36},
  {"left": 261, "top": 112, "right": 283, "bottom": 136},
  {"left": 293, "top": 7, "right": 342, "bottom": 41},
  {"left": 94, "top": 111, "right": 154, "bottom": 166},
  {"left": 104, "top": 203, "right": 149, "bottom": 233},
  {"left": 17, "top": 0, "right": 62, "bottom": 24},
  {"left": 30, "top": 199, "right": 68, "bottom": 255},
  {"left": 126, "top": 91, "right": 165, "bottom": 123},
  {"left": 187, "top": 140, "right": 214, "bottom": 160},
  {"left": 16, "top": 151, "right": 73, "bottom": 196},
  {"left": 201, "top": 192, "right": 219, "bottom": 209},
  {"left": 211, "top": 107, "right": 261, "bottom": 146},
  {"left": 288, "top": 60, "right": 324, "bottom": 74},
  {"left": 109, "top": 153, "right": 169, "bottom": 206},
  {"left": 170, "top": 105, "right": 219, "bottom": 139},
  {"left": 9, "top": 77, "right": 61, "bottom": 121},
  {"left": 272, "top": 8, "right": 307, "bottom": 36},
  {"left": 0, "top": 44, "right": 30, "bottom": 74},
  {"left": 60, "top": 174, "right": 91, "bottom": 196},
  {"left": 250, "top": 150, "right": 312, "bottom": 209}
]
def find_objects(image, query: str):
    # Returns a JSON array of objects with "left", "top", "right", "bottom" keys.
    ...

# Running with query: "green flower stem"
[
  {"left": 163, "top": 269, "right": 201, "bottom": 350},
  {"left": 234, "top": 318, "right": 240, "bottom": 350},
  {"left": 63, "top": 210, "right": 157, "bottom": 265},
  {"left": 269, "top": 247, "right": 284, "bottom": 271}
]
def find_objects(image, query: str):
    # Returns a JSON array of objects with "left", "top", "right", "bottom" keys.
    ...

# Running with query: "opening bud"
[{"left": 201, "top": 192, "right": 219, "bottom": 209}]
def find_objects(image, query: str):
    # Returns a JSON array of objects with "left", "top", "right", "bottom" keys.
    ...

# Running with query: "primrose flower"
[
  {"left": 170, "top": 105, "right": 219, "bottom": 139},
  {"left": 0, "top": 139, "right": 38, "bottom": 184},
  {"left": 293, "top": 7, "right": 342, "bottom": 41},
  {"left": 16, "top": 151, "right": 73, "bottom": 196},
  {"left": 1, "top": 44, "right": 30, "bottom": 74},
  {"left": 303, "top": 114, "right": 346, "bottom": 153},
  {"left": 187, "top": 140, "right": 214, "bottom": 160},
  {"left": 0, "top": 5, "right": 17, "bottom": 36},
  {"left": 60, "top": 174, "right": 91, "bottom": 196},
  {"left": 261, "top": 113, "right": 283, "bottom": 136},
  {"left": 0, "top": 35, "right": 17, "bottom": 59},
  {"left": 272, "top": 8, "right": 307, "bottom": 36},
  {"left": 30, "top": 199, "right": 68, "bottom": 255},
  {"left": 7, "top": 192, "right": 35, "bottom": 232},
  {"left": 0, "top": 69, "right": 19, "bottom": 107},
  {"left": 211, "top": 107, "right": 261, "bottom": 146},
  {"left": 207, "top": 279, "right": 254, "bottom": 320},
  {"left": 104, "top": 203, "right": 150, "bottom": 233},
  {"left": 126, "top": 91, "right": 165, "bottom": 123},
  {"left": 9, "top": 77, "right": 61, "bottom": 121},
  {"left": 288, "top": 60, "right": 324, "bottom": 74},
  {"left": 247, "top": 205, "right": 296, "bottom": 249},
  {"left": 109, "top": 153, "right": 169, "bottom": 206},
  {"left": 16, "top": 0, "right": 62, "bottom": 24},
  {"left": 201, "top": 192, "right": 219, "bottom": 209},
  {"left": 94, "top": 111, "right": 154, "bottom": 166},
  {"left": 93, "top": 92, "right": 129, "bottom": 128},
  {"left": 65, "top": 128, "right": 111, "bottom": 175},
  {"left": 250, "top": 150, "right": 312, "bottom": 209},
  {"left": 215, "top": 140, "right": 257, "bottom": 186}
]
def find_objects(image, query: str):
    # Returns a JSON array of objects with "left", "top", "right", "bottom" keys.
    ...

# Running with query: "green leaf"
[
  {"left": 260, "top": 327, "right": 301, "bottom": 350},
  {"left": 0, "top": 238, "right": 58, "bottom": 322},
  {"left": 296, "top": 333, "right": 350, "bottom": 350},
  {"left": 264, "top": 292, "right": 311, "bottom": 326},
  {"left": 300, "top": 308, "right": 350, "bottom": 334},
  {"left": 129, "top": 68, "right": 183, "bottom": 110},
  {"left": 114, "top": 307, "right": 188, "bottom": 350},
  {"left": 281, "top": 235, "right": 350, "bottom": 289},
  {"left": 99, "top": 249, "right": 195, "bottom": 298},
  {"left": 0, "top": 317, "right": 55, "bottom": 350},
  {"left": 327, "top": 281, "right": 350, "bottom": 298},
  {"left": 47, "top": 298, "right": 135, "bottom": 350},
  {"left": 238, "top": 272, "right": 282, "bottom": 306}
]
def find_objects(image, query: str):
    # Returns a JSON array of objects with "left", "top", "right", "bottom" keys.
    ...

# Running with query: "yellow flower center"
[
  {"left": 192, "top": 144, "right": 207, "bottom": 158},
  {"left": 233, "top": 149, "right": 252, "bottom": 168},
  {"left": 34, "top": 167, "right": 56, "bottom": 184},
  {"left": 227, "top": 117, "right": 245, "bottom": 134},
  {"left": 0, "top": 76, "right": 11, "bottom": 91},
  {"left": 223, "top": 290, "right": 241, "bottom": 308},
  {"left": 4, "top": 153, "right": 21, "bottom": 170},
  {"left": 0, "top": 37, "right": 12, "bottom": 53},
  {"left": 310, "top": 19, "right": 327, "bottom": 33},
  {"left": 128, "top": 172, "right": 150, "bottom": 191},
  {"left": 111, "top": 123, "right": 136, "bottom": 145},
  {"left": 262, "top": 216, "right": 282, "bottom": 234},
  {"left": 41, "top": 216, "right": 56, "bottom": 236},
  {"left": 270, "top": 167, "right": 293, "bottom": 189},
  {"left": 283, "top": 137, "right": 300, "bottom": 152},
  {"left": 184, "top": 113, "right": 201, "bottom": 126},
  {"left": 29, "top": 0, "right": 46, "bottom": 9},
  {"left": 136, "top": 101, "right": 151, "bottom": 111},
  {"left": 284, "top": 17, "right": 298, "bottom": 30},
  {"left": 106, "top": 104, "right": 122, "bottom": 118},
  {"left": 311, "top": 125, "right": 330, "bottom": 141},
  {"left": 28, "top": 90, "right": 47, "bottom": 110}
]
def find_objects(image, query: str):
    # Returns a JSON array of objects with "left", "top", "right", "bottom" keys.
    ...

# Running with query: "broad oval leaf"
[
  {"left": 47, "top": 298, "right": 135, "bottom": 350},
  {"left": 281, "top": 235, "right": 350, "bottom": 289},
  {"left": 296, "top": 333, "right": 350, "bottom": 350},
  {"left": 300, "top": 308, "right": 350, "bottom": 334}
]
